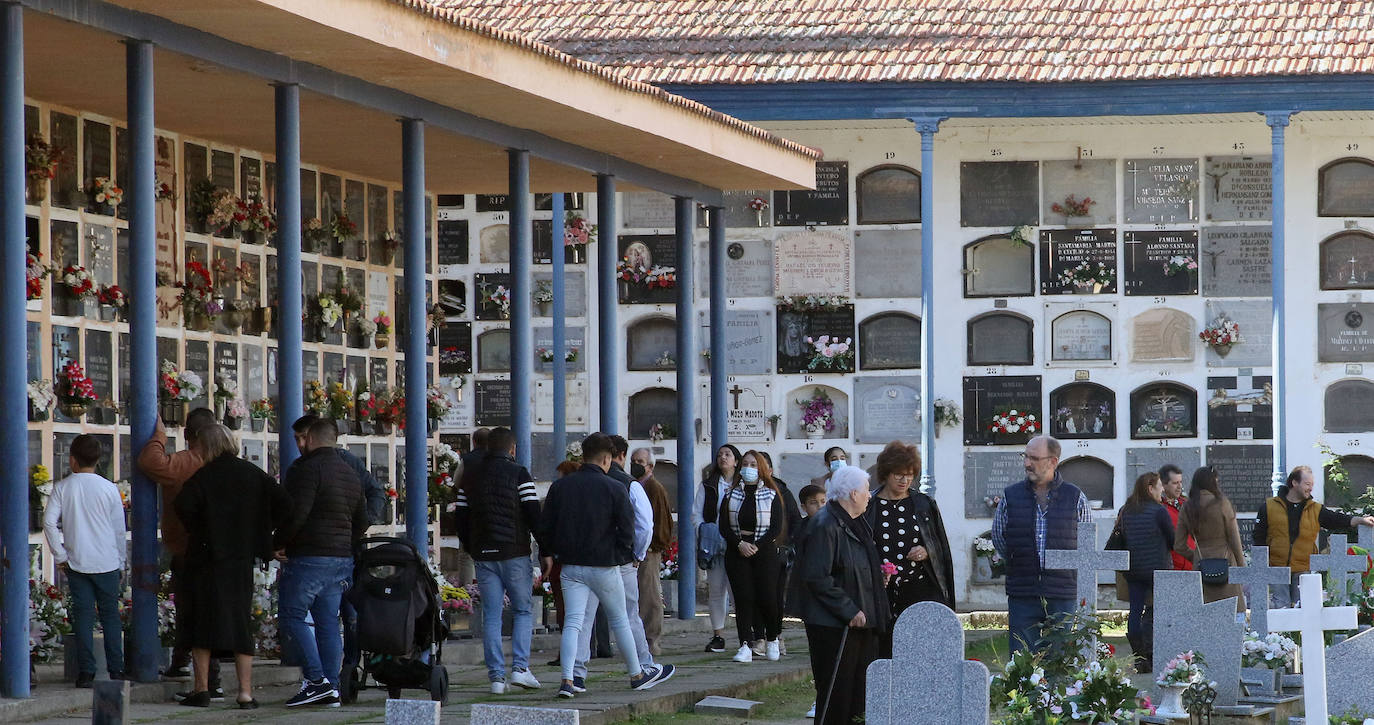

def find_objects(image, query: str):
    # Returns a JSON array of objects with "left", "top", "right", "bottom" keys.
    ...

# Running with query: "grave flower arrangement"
[
  {"left": 439, "top": 584, "right": 474, "bottom": 615},
  {"left": 249, "top": 398, "right": 274, "bottom": 421},
  {"left": 356, "top": 316, "right": 378, "bottom": 337},
  {"left": 776, "top": 295, "right": 849, "bottom": 312},
  {"left": 314, "top": 293, "right": 343, "bottom": 328},
  {"left": 533, "top": 279, "right": 554, "bottom": 304},
  {"left": 1009, "top": 224, "right": 1036, "bottom": 247},
  {"left": 374, "top": 312, "right": 392, "bottom": 335},
  {"left": 155, "top": 182, "right": 175, "bottom": 202},
  {"left": 302, "top": 216, "right": 329, "bottom": 249},
  {"left": 1198, "top": 317, "right": 1241, "bottom": 349},
  {"left": 336, "top": 287, "right": 364, "bottom": 318},
  {"left": 304, "top": 380, "right": 328, "bottom": 415},
  {"left": 158, "top": 361, "right": 203, "bottom": 403},
  {"left": 26, "top": 250, "right": 49, "bottom": 300},
  {"left": 1240, "top": 630, "right": 1296, "bottom": 669},
  {"left": 28, "top": 379, "right": 55, "bottom": 420},
  {"left": 380, "top": 229, "right": 401, "bottom": 252},
  {"left": 1134, "top": 416, "right": 1188, "bottom": 435},
  {"left": 205, "top": 189, "right": 245, "bottom": 235},
  {"left": 30, "top": 464, "right": 52, "bottom": 513},
  {"left": 648, "top": 422, "right": 675, "bottom": 443},
  {"left": 60, "top": 265, "right": 96, "bottom": 300},
  {"left": 425, "top": 384, "right": 452, "bottom": 421},
  {"left": 56, "top": 361, "right": 98, "bottom": 412},
  {"left": 326, "top": 381, "right": 354, "bottom": 420},
  {"left": 643, "top": 265, "right": 676, "bottom": 289},
  {"left": 1056, "top": 260, "right": 1115, "bottom": 291},
  {"left": 86, "top": 175, "right": 123, "bottom": 210},
  {"left": 564, "top": 211, "right": 597, "bottom": 246},
  {"left": 479, "top": 282, "right": 512, "bottom": 318},
  {"left": 796, "top": 388, "right": 836, "bottom": 435},
  {"left": 187, "top": 179, "right": 219, "bottom": 230},
  {"left": 1051, "top": 194, "right": 1096, "bottom": 218},
  {"left": 748, "top": 196, "right": 769, "bottom": 211},
  {"left": 654, "top": 350, "right": 675, "bottom": 368},
  {"left": 1156, "top": 651, "right": 1207, "bottom": 687},
  {"left": 224, "top": 396, "right": 248, "bottom": 423},
  {"left": 1058, "top": 658, "right": 1141, "bottom": 724},
  {"left": 803, "top": 334, "right": 854, "bottom": 372},
  {"left": 536, "top": 347, "right": 577, "bottom": 363},
  {"left": 1163, "top": 255, "right": 1198, "bottom": 277},
  {"left": 177, "top": 261, "right": 219, "bottom": 321},
  {"left": 329, "top": 211, "right": 357, "bottom": 242},
  {"left": 439, "top": 346, "right": 468, "bottom": 368},
  {"left": 990, "top": 408, "right": 1039, "bottom": 435},
  {"left": 659, "top": 540, "right": 679, "bottom": 580},
  {"left": 29, "top": 564, "right": 71, "bottom": 662},
  {"left": 96, "top": 284, "right": 126, "bottom": 311},
  {"left": 933, "top": 398, "right": 962, "bottom": 429},
  {"left": 565, "top": 441, "right": 583, "bottom": 462},
  {"left": 237, "top": 194, "right": 276, "bottom": 239},
  {"left": 25, "top": 133, "right": 60, "bottom": 184}
]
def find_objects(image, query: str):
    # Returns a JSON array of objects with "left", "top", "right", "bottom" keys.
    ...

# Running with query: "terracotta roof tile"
[{"left": 435, "top": 0, "right": 1374, "bottom": 84}]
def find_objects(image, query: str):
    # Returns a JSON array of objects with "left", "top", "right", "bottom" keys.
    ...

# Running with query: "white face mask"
[{"left": 740, "top": 467, "right": 759, "bottom": 483}]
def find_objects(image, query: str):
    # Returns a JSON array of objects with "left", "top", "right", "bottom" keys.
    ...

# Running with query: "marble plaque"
[
  {"left": 962, "top": 375, "right": 1041, "bottom": 446},
  {"left": 1125, "top": 448, "right": 1202, "bottom": 492},
  {"left": 773, "top": 160, "right": 848, "bottom": 227},
  {"left": 84, "top": 330, "right": 114, "bottom": 425},
  {"left": 854, "top": 229, "right": 920, "bottom": 298},
  {"left": 628, "top": 387, "right": 677, "bottom": 439},
  {"left": 967, "top": 312, "right": 1033, "bottom": 366},
  {"left": 623, "top": 191, "right": 677, "bottom": 229},
  {"left": 479, "top": 224, "right": 509, "bottom": 263},
  {"left": 185, "top": 340, "right": 210, "bottom": 409},
  {"left": 535, "top": 378, "right": 588, "bottom": 426},
  {"left": 964, "top": 451, "right": 1025, "bottom": 518},
  {"left": 1206, "top": 374, "right": 1273, "bottom": 440},
  {"left": 534, "top": 326, "right": 586, "bottom": 373},
  {"left": 1318, "top": 158, "right": 1374, "bottom": 217},
  {"left": 1122, "top": 230, "right": 1199, "bottom": 296},
  {"left": 774, "top": 229, "right": 851, "bottom": 297},
  {"left": 1130, "top": 308, "right": 1195, "bottom": 362},
  {"left": 1124, "top": 158, "right": 1199, "bottom": 224},
  {"left": 777, "top": 306, "right": 855, "bottom": 374},
  {"left": 475, "top": 379, "right": 513, "bottom": 427},
  {"left": 960, "top": 161, "right": 1039, "bottom": 227},
  {"left": 853, "top": 376, "right": 921, "bottom": 444},
  {"left": 1200, "top": 226, "right": 1272, "bottom": 297},
  {"left": 437, "top": 219, "right": 469, "bottom": 268},
  {"left": 475, "top": 272, "right": 512, "bottom": 321},
  {"left": 856, "top": 165, "right": 920, "bottom": 225},
  {"left": 628, "top": 316, "right": 679, "bottom": 371},
  {"left": 477, "top": 328, "right": 511, "bottom": 373},
  {"left": 778, "top": 453, "right": 823, "bottom": 492},
  {"left": 302, "top": 350, "right": 319, "bottom": 386},
  {"left": 1319, "top": 230, "right": 1374, "bottom": 290},
  {"left": 87, "top": 225, "right": 115, "bottom": 286},
  {"left": 1041, "top": 159, "right": 1117, "bottom": 226},
  {"left": 1325, "top": 379, "right": 1374, "bottom": 433},
  {"left": 1204, "top": 155, "right": 1272, "bottom": 221},
  {"left": 1039, "top": 228, "right": 1118, "bottom": 295},
  {"left": 367, "top": 271, "right": 390, "bottom": 318},
  {"left": 963, "top": 235, "right": 1036, "bottom": 297},
  {"left": 50, "top": 112, "right": 79, "bottom": 208},
  {"left": 243, "top": 345, "right": 264, "bottom": 403},
  {"left": 1318, "top": 303, "right": 1374, "bottom": 362},
  {"left": 698, "top": 309, "right": 773, "bottom": 375},
  {"left": 722, "top": 190, "right": 772, "bottom": 229},
  {"left": 214, "top": 341, "right": 238, "bottom": 394},
  {"left": 533, "top": 270, "right": 587, "bottom": 317},
  {"left": 698, "top": 380, "right": 771, "bottom": 442},
  {"left": 1206, "top": 444, "right": 1273, "bottom": 513},
  {"left": 696, "top": 239, "right": 773, "bottom": 298},
  {"left": 858, "top": 312, "right": 920, "bottom": 370},
  {"left": 369, "top": 357, "right": 388, "bottom": 392},
  {"left": 1048, "top": 307, "right": 1113, "bottom": 362},
  {"left": 1203, "top": 300, "right": 1272, "bottom": 368},
  {"left": 27, "top": 321, "right": 40, "bottom": 382}
]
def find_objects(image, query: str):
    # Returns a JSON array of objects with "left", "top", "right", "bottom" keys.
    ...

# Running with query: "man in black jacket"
[
  {"left": 292, "top": 415, "right": 385, "bottom": 524},
  {"left": 538, "top": 433, "right": 672, "bottom": 699},
  {"left": 453, "top": 427, "right": 542, "bottom": 693},
  {"left": 275, "top": 419, "right": 367, "bottom": 708}
]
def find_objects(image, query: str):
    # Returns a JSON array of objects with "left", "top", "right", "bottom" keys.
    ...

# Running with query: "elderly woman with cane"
[{"left": 795, "top": 465, "right": 890, "bottom": 725}]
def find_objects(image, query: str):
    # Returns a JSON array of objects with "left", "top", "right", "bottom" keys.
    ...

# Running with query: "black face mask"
[{"left": 630, "top": 463, "right": 647, "bottom": 480}]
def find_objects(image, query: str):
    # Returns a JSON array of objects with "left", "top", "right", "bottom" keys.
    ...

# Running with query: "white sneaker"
[
  {"left": 490, "top": 681, "right": 507, "bottom": 694},
  {"left": 510, "top": 669, "right": 541, "bottom": 689},
  {"left": 807, "top": 701, "right": 816, "bottom": 718},
  {"left": 766, "top": 640, "right": 780, "bottom": 661},
  {"left": 732, "top": 644, "right": 753, "bottom": 663}
]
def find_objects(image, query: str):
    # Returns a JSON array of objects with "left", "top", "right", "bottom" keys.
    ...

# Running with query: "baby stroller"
[{"left": 338, "top": 536, "right": 449, "bottom": 704}]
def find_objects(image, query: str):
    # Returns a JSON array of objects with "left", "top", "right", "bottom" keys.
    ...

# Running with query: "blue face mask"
[
  {"left": 829, "top": 459, "right": 845, "bottom": 473},
  {"left": 740, "top": 467, "right": 759, "bottom": 483}
]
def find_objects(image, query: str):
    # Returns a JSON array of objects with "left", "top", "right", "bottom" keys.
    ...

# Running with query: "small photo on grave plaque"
[
  {"left": 967, "top": 311, "right": 1033, "bottom": 366},
  {"left": 959, "top": 161, "right": 1039, "bottom": 228},
  {"left": 1317, "top": 157, "right": 1374, "bottom": 217},
  {"left": 1047, "top": 306, "right": 1113, "bottom": 363},
  {"left": 1206, "top": 375, "right": 1272, "bottom": 441},
  {"left": 962, "top": 375, "right": 1042, "bottom": 446},
  {"left": 964, "top": 234, "right": 1036, "bottom": 298},
  {"left": 617, "top": 234, "right": 677, "bottom": 305},
  {"left": 1124, "top": 158, "right": 1199, "bottom": 224},
  {"left": 1041, "top": 159, "right": 1117, "bottom": 226},
  {"left": 1122, "top": 230, "right": 1198, "bottom": 296},
  {"left": 1318, "top": 230, "right": 1374, "bottom": 290},
  {"left": 437, "top": 322, "right": 472, "bottom": 376},
  {"left": 1040, "top": 228, "right": 1117, "bottom": 295},
  {"left": 474, "top": 272, "right": 511, "bottom": 321},
  {"left": 855, "top": 165, "right": 920, "bottom": 225},
  {"left": 1318, "top": 303, "right": 1374, "bottom": 363},
  {"left": 1129, "top": 381, "right": 1197, "bottom": 440},
  {"left": 474, "top": 379, "right": 513, "bottom": 427},
  {"left": 858, "top": 312, "right": 920, "bottom": 370},
  {"left": 776, "top": 303, "right": 855, "bottom": 375},
  {"left": 773, "top": 160, "right": 848, "bottom": 227},
  {"left": 1324, "top": 379, "right": 1374, "bottom": 433},
  {"left": 1205, "top": 444, "right": 1273, "bottom": 514},
  {"left": 1200, "top": 226, "right": 1272, "bottom": 297},
  {"left": 1204, "top": 155, "right": 1272, "bottom": 222},
  {"left": 1048, "top": 382, "right": 1115, "bottom": 439}
]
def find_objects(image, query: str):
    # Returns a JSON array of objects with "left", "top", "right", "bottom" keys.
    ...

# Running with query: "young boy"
[
  {"left": 793, "top": 484, "right": 827, "bottom": 718},
  {"left": 43, "top": 434, "right": 128, "bottom": 687}
]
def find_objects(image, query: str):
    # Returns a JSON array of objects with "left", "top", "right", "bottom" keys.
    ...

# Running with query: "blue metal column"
[
  {"left": 0, "top": 1, "right": 27, "bottom": 699},
  {"left": 551, "top": 192, "right": 567, "bottom": 459},
  {"left": 125, "top": 38, "right": 159, "bottom": 684},
  {"left": 707, "top": 207, "right": 727, "bottom": 455},
  {"left": 508, "top": 150, "right": 533, "bottom": 468},
  {"left": 674, "top": 196, "right": 697, "bottom": 617},
  {"left": 912, "top": 118, "right": 942, "bottom": 495},
  {"left": 1265, "top": 111, "right": 1293, "bottom": 494},
  {"left": 402, "top": 120, "right": 428, "bottom": 550},
  {"left": 274, "top": 84, "right": 303, "bottom": 468},
  {"left": 596, "top": 174, "right": 618, "bottom": 433}
]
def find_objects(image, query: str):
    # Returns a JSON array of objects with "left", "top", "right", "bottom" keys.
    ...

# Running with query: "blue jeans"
[
  {"left": 1007, "top": 595, "right": 1075, "bottom": 654},
  {"left": 67, "top": 569, "right": 124, "bottom": 676},
  {"left": 474, "top": 557, "right": 534, "bottom": 682},
  {"left": 559, "top": 564, "right": 640, "bottom": 681},
  {"left": 279, "top": 556, "right": 353, "bottom": 687}
]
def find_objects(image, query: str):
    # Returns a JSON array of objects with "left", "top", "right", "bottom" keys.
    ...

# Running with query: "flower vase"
[
  {"left": 570, "top": 245, "right": 583, "bottom": 264},
  {"left": 662, "top": 581, "right": 677, "bottom": 615},
  {"left": 1154, "top": 684, "right": 1188, "bottom": 719},
  {"left": 537, "top": 300, "right": 552, "bottom": 317},
  {"left": 1073, "top": 281, "right": 1098, "bottom": 295},
  {"left": 973, "top": 556, "right": 994, "bottom": 583},
  {"left": 28, "top": 402, "right": 49, "bottom": 422},
  {"left": 160, "top": 402, "right": 185, "bottom": 427},
  {"left": 755, "top": 208, "right": 764, "bottom": 226},
  {"left": 224, "top": 414, "right": 241, "bottom": 431},
  {"left": 354, "top": 241, "right": 368, "bottom": 263},
  {"left": 380, "top": 247, "right": 395, "bottom": 266},
  {"left": 317, "top": 321, "right": 335, "bottom": 342},
  {"left": 98, "top": 305, "right": 117, "bottom": 322},
  {"left": 805, "top": 427, "right": 825, "bottom": 440},
  {"left": 59, "top": 402, "right": 87, "bottom": 419},
  {"left": 374, "top": 421, "right": 392, "bottom": 436},
  {"left": 251, "top": 418, "right": 265, "bottom": 433},
  {"left": 374, "top": 332, "right": 389, "bottom": 349},
  {"left": 1211, "top": 343, "right": 1232, "bottom": 358},
  {"left": 186, "top": 312, "right": 210, "bottom": 332},
  {"left": 26, "top": 176, "right": 46, "bottom": 204},
  {"left": 222, "top": 309, "right": 245, "bottom": 331},
  {"left": 240, "top": 229, "right": 260, "bottom": 246}
]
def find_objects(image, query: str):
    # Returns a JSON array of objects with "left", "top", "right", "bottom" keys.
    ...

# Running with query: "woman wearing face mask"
[
  {"left": 720, "top": 450, "right": 787, "bottom": 662},
  {"left": 810, "top": 447, "right": 848, "bottom": 489},
  {"left": 693, "top": 444, "right": 741, "bottom": 653}
]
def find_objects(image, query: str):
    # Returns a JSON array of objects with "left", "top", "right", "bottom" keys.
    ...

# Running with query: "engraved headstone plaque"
[
  {"left": 475, "top": 379, "right": 513, "bottom": 427},
  {"left": 1041, "top": 159, "right": 1117, "bottom": 226},
  {"left": 1318, "top": 303, "right": 1374, "bottom": 362},
  {"left": 960, "top": 161, "right": 1039, "bottom": 227},
  {"left": 1203, "top": 300, "right": 1272, "bottom": 368},
  {"left": 628, "top": 387, "right": 678, "bottom": 439},
  {"left": 856, "top": 165, "right": 920, "bottom": 225},
  {"left": 967, "top": 312, "right": 1033, "bottom": 366},
  {"left": 534, "top": 326, "right": 586, "bottom": 373},
  {"left": 437, "top": 322, "right": 472, "bottom": 376},
  {"left": 776, "top": 305, "right": 855, "bottom": 374},
  {"left": 85, "top": 330, "right": 114, "bottom": 425},
  {"left": 721, "top": 190, "right": 772, "bottom": 229},
  {"left": 962, "top": 375, "right": 1041, "bottom": 446},
  {"left": 533, "top": 270, "right": 587, "bottom": 317},
  {"left": 479, "top": 224, "right": 509, "bottom": 263},
  {"left": 1048, "top": 308, "right": 1112, "bottom": 362},
  {"left": 185, "top": 340, "right": 211, "bottom": 409},
  {"left": 696, "top": 239, "right": 773, "bottom": 298},
  {"left": 617, "top": 234, "right": 678, "bottom": 304},
  {"left": 774, "top": 160, "right": 848, "bottom": 227},
  {"left": 785, "top": 385, "right": 850, "bottom": 440},
  {"left": 1319, "top": 230, "right": 1374, "bottom": 290},
  {"left": 436, "top": 219, "right": 468, "bottom": 267},
  {"left": 1204, "top": 156, "right": 1272, "bottom": 221},
  {"left": 1122, "top": 230, "right": 1199, "bottom": 296},
  {"left": 1206, "top": 374, "right": 1273, "bottom": 440},
  {"left": 858, "top": 312, "right": 920, "bottom": 370},
  {"left": 774, "top": 229, "right": 851, "bottom": 297},
  {"left": 852, "top": 376, "right": 921, "bottom": 444},
  {"left": 627, "top": 316, "right": 679, "bottom": 371},
  {"left": 622, "top": 192, "right": 677, "bottom": 229},
  {"left": 1325, "top": 379, "right": 1374, "bottom": 433},
  {"left": 1131, "top": 308, "right": 1196, "bottom": 362},
  {"left": 1040, "top": 228, "right": 1117, "bottom": 295},
  {"left": 854, "top": 229, "right": 920, "bottom": 298},
  {"left": 964, "top": 451, "right": 1026, "bottom": 518},
  {"left": 474, "top": 272, "right": 511, "bottom": 321},
  {"left": 475, "top": 194, "right": 508, "bottom": 212},
  {"left": 963, "top": 235, "right": 1036, "bottom": 297},
  {"left": 534, "top": 379, "right": 588, "bottom": 427},
  {"left": 1125, "top": 448, "right": 1202, "bottom": 493},
  {"left": 697, "top": 380, "right": 770, "bottom": 442},
  {"left": 1124, "top": 158, "right": 1199, "bottom": 223},
  {"left": 698, "top": 309, "right": 773, "bottom": 375},
  {"left": 1206, "top": 444, "right": 1273, "bottom": 513},
  {"left": 1200, "top": 226, "right": 1272, "bottom": 297}
]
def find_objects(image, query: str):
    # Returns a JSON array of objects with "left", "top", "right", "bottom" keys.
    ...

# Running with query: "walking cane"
[{"left": 815, "top": 625, "right": 851, "bottom": 725}]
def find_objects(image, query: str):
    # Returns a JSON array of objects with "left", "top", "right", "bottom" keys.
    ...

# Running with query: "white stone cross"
[
  {"left": 1310, "top": 533, "right": 1366, "bottom": 604},
  {"left": 1227, "top": 545, "right": 1289, "bottom": 633},
  {"left": 1045, "top": 520, "right": 1130, "bottom": 611},
  {"left": 1266, "top": 573, "right": 1358, "bottom": 725}
]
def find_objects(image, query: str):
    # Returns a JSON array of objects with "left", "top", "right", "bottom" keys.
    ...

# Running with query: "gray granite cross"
[
  {"left": 1045, "top": 519, "right": 1130, "bottom": 611},
  {"left": 1228, "top": 545, "right": 1289, "bottom": 634},
  {"left": 1359, "top": 523, "right": 1374, "bottom": 555},
  {"left": 1153, "top": 570, "right": 1245, "bottom": 707},
  {"left": 1310, "top": 533, "right": 1366, "bottom": 604},
  {"left": 866, "top": 601, "right": 990, "bottom": 725}
]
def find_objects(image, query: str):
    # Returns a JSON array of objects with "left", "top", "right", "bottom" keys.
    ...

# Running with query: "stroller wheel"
[
  {"left": 387, "top": 685, "right": 403, "bottom": 700},
  {"left": 428, "top": 665, "right": 449, "bottom": 704},
  {"left": 340, "top": 666, "right": 361, "bottom": 705}
]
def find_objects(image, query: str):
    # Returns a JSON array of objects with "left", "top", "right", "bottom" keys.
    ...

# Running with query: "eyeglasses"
[
  {"left": 1020, "top": 453, "right": 1053, "bottom": 463},
  {"left": 891, "top": 473, "right": 916, "bottom": 482}
]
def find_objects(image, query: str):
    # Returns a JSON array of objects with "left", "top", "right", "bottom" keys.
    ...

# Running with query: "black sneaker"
[
  {"left": 175, "top": 686, "right": 223, "bottom": 703},
  {"left": 285, "top": 679, "right": 339, "bottom": 708},
  {"left": 630, "top": 671, "right": 657, "bottom": 691},
  {"left": 178, "top": 691, "right": 210, "bottom": 708},
  {"left": 650, "top": 663, "right": 675, "bottom": 687},
  {"left": 74, "top": 673, "right": 94, "bottom": 689},
  {"left": 705, "top": 635, "right": 726, "bottom": 653},
  {"left": 571, "top": 676, "right": 586, "bottom": 693},
  {"left": 557, "top": 682, "right": 575, "bottom": 699},
  {"left": 161, "top": 664, "right": 191, "bottom": 679}
]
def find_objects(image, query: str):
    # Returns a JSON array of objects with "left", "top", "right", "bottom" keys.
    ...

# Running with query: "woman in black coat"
[
  {"left": 1115, "top": 471, "right": 1174, "bottom": 674},
  {"left": 864, "top": 441, "right": 954, "bottom": 657},
  {"left": 174, "top": 424, "right": 290, "bottom": 708},
  {"left": 795, "top": 465, "right": 889, "bottom": 725}
]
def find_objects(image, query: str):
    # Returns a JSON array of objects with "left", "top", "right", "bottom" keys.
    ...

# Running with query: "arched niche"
[
  {"left": 626, "top": 315, "right": 678, "bottom": 371},
  {"left": 858, "top": 312, "right": 921, "bottom": 370},
  {"left": 1319, "top": 230, "right": 1374, "bottom": 290},
  {"left": 1325, "top": 454, "right": 1374, "bottom": 509},
  {"left": 653, "top": 460, "right": 680, "bottom": 513},
  {"left": 967, "top": 311, "right": 1034, "bottom": 366},
  {"left": 963, "top": 234, "right": 1035, "bottom": 297},
  {"left": 785, "top": 385, "right": 850, "bottom": 440},
  {"left": 1129, "top": 381, "right": 1197, "bottom": 439},
  {"left": 479, "top": 223, "right": 510, "bottom": 263},
  {"left": 627, "top": 387, "right": 678, "bottom": 440},
  {"left": 1050, "top": 309, "right": 1112, "bottom": 362},
  {"left": 856, "top": 164, "right": 920, "bottom": 225},
  {"left": 1324, "top": 379, "right": 1374, "bottom": 433},
  {"left": 1318, "top": 157, "right": 1374, "bottom": 217},
  {"left": 1048, "top": 382, "right": 1116, "bottom": 439},
  {"left": 476, "top": 328, "right": 511, "bottom": 373},
  {"left": 1059, "top": 456, "right": 1114, "bottom": 509}
]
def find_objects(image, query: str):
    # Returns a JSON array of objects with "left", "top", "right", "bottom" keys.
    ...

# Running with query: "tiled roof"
[{"left": 436, "top": 0, "right": 1374, "bottom": 85}]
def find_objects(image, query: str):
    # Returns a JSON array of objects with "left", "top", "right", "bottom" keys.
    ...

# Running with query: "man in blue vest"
[{"left": 990, "top": 435, "right": 1093, "bottom": 654}]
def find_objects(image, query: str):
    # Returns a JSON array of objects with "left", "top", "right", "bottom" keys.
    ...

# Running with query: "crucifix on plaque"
[
  {"left": 1151, "top": 394, "right": 1180, "bottom": 421},
  {"left": 729, "top": 383, "right": 744, "bottom": 409},
  {"left": 1206, "top": 169, "right": 1229, "bottom": 199},
  {"left": 1203, "top": 245, "right": 1226, "bottom": 278},
  {"left": 1349, "top": 255, "right": 1360, "bottom": 286},
  {"left": 966, "top": 379, "right": 990, "bottom": 435}
]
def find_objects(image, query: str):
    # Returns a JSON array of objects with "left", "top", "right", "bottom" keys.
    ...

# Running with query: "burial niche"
[
  {"left": 476, "top": 328, "right": 511, "bottom": 373},
  {"left": 1129, "top": 381, "right": 1197, "bottom": 439},
  {"left": 653, "top": 460, "right": 680, "bottom": 510},
  {"left": 1325, "top": 455, "right": 1374, "bottom": 510},
  {"left": 627, "top": 315, "right": 679, "bottom": 371},
  {"left": 1049, "top": 383, "right": 1116, "bottom": 439},
  {"left": 1318, "top": 157, "right": 1374, "bottom": 217},
  {"left": 1324, "top": 379, "right": 1374, "bottom": 433},
  {"left": 1050, "top": 309, "right": 1112, "bottom": 362},
  {"left": 628, "top": 387, "right": 678, "bottom": 440},
  {"left": 858, "top": 312, "right": 921, "bottom": 370},
  {"left": 856, "top": 165, "right": 920, "bottom": 225},
  {"left": 785, "top": 384, "right": 850, "bottom": 440},
  {"left": 1058, "top": 456, "right": 1114, "bottom": 509},
  {"left": 963, "top": 235, "right": 1036, "bottom": 297},
  {"left": 967, "top": 311, "right": 1033, "bottom": 366},
  {"left": 1319, "top": 230, "right": 1374, "bottom": 290}
]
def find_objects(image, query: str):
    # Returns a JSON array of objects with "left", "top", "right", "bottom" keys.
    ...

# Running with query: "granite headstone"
[
  {"left": 1318, "top": 303, "right": 1374, "bottom": 362},
  {"left": 1326, "top": 627, "right": 1374, "bottom": 718},
  {"left": 852, "top": 376, "right": 921, "bottom": 444},
  {"left": 1041, "top": 158, "right": 1117, "bottom": 226},
  {"left": 386, "top": 698, "right": 440, "bottom": 725},
  {"left": 1206, "top": 445, "right": 1273, "bottom": 514},
  {"left": 1122, "top": 229, "right": 1199, "bottom": 296},
  {"left": 1040, "top": 228, "right": 1118, "bottom": 295},
  {"left": 1309, "top": 533, "right": 1366, "bottom": 604},
  {"left": 1324, "top": 379, "right": 1374, "bottom": 433},
  {"left": 698, "top": 309, "right": 772, "bottom": 375},
  {"left": 773, "top": 160, "right": 848, "bottom": 227},
  {"left": 1227, "top": 546, "right": 1289, "bottom": 635},
  {"left": 858, "top": 312, "right": 920, "bottom": 370},
  {"left": 854, "top": 229, "right": 920, "bottom": 298},
  {"left": 1204, "top": 300, "right": 1272, "bottom": 368},
  {"left": 1045, "top": 520, "right": 1130, "bottom": 611},
  {"left": 963, "top": 451, "right": 1025, "bottom": 518},
  {"left": 1152, "top": 569, "right": 1245, "bottom": 707},
  {"left": 865, "top": 602, "right": 989, "bottom": 725},
  {"left": 470, "top": 703, "right": 578, "bottom": 725},
  {"left": 963, "top": 375, "right": 1041, "bottom": 446},
  {"left": 1200, "top": 226, "right": 1272, "bottom": 297},
  {"left": 960, "top": 160, "right": 1039, "bottom": 227},
  {"left": 967, "top": 312, "right": 1033, "bottom": 366},
  {"left": 1125, "top": 158, "right": 1199, "bottom": 224},
  {"left": 1204, "top": 155, "right": 1272, "bottom": 222},
  {"left": 475, "top": 379, "right": 513, "bottom": 427}
]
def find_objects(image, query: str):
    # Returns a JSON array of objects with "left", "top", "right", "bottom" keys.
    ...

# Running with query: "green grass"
[{"left": 614, "top": 676, "right": 815, "bottom": 724}]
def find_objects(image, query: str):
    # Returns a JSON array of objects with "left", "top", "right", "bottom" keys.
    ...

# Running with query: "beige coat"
[{"left": 1173, "top": 490, "right": 1246, "bottom": 611}]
